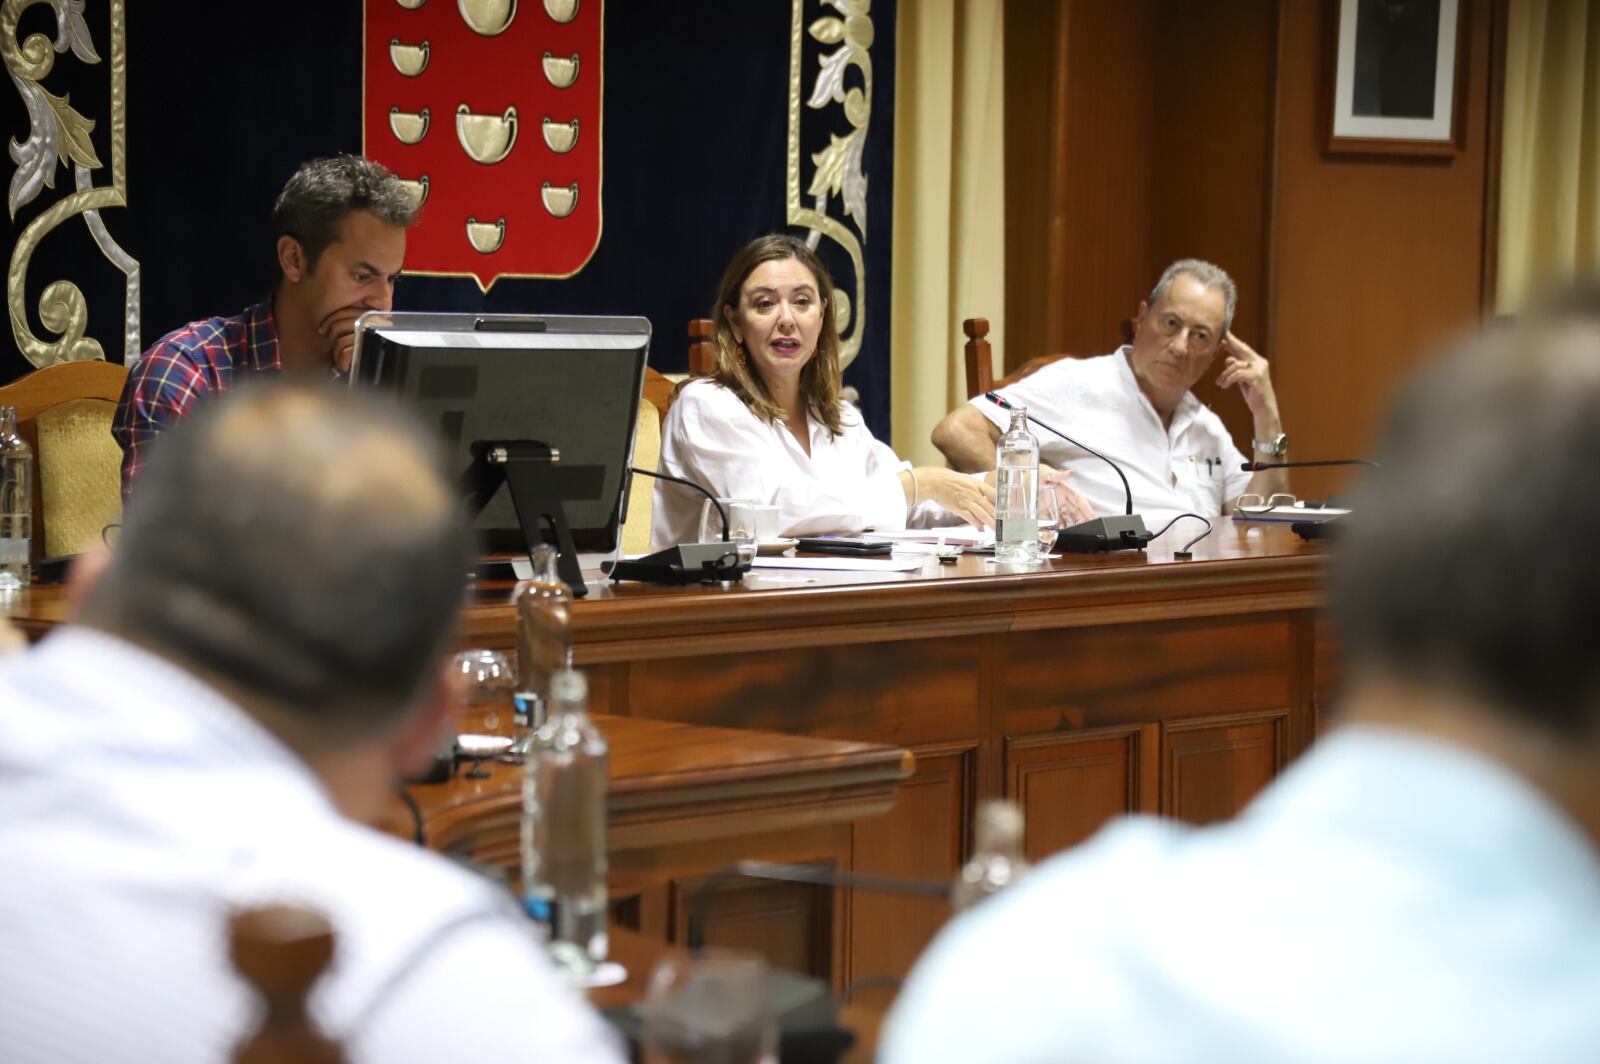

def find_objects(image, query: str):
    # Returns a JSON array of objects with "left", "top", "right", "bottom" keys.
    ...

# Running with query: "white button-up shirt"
[
  {"left": 652, "top": 377, "right": 955, "bottom": 547},
  {"left": 0, "top": 627, "right": 623, "bottom": 1064},
  {"left": 882, "top": 726, "right": 1600, "bottom": 1063},
  {"left": 970, "top": 348, "right": 1253, "bottom": 535}
]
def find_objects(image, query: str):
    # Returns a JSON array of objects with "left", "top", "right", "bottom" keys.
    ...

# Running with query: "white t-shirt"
[
  {"left": 882, "top": 726, "right": 1600, "bottom": 1063},
  {"left": 0, "top": 628, "right": 624, "bottom": 1064},
  {"left": 969, "top": 348, "right": 1252, "bottom": 536},
  {"left": 652, "top": 377, "right": 955, "bottom": 547}
]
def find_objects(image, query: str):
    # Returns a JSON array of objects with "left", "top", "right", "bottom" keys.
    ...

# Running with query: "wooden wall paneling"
[
  {"left": 1050, "top": 2, "right": 1160, "bottom": 359},
  {"left": 1162, "top": 708, "right": 1290, "bottom": 824},
  {"left": 848, "top": 744, "right": 970, "bottom": 987},
  {"left": 1267, "top": 0, "right": 1496, "bottom": 502},
  {"left": 1002, "top": 0, "right": 1063, "bottom": 373},
  {"left": 1005, "top": 724, "right": 1159, "bottom": 862},
  {"left": 1147, "top": 0, "right": 1280, "bottom": 453}
]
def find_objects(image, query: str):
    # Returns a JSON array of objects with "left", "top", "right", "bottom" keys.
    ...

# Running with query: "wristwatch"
[{"left": 1252, "top": 433, "right": 1289, "bottom": 458}]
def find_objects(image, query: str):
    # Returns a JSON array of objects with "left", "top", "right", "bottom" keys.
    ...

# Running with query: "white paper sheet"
[{"left": 750, "top": 554, "right": 928, "bottom": 572}]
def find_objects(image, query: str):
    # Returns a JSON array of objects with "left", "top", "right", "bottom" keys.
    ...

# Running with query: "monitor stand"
[{"left": 464, "top": 440, "right": 603, "bottom": 597}]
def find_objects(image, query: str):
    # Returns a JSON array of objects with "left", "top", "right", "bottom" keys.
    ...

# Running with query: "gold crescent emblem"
[
  {"left": 459, "top": 0, "right": 517, "bottom": 36},
  {"left": 541, "top": 182, "right": 578, "bottom": 218},
  {"left": 456, "top": 104, "right": 518, "bottom": 165},
  {"left": 397, "top": 175, "right": 430, "bottom": 207},
  {"left": 541, "top": 117, "right": 579, "bottom": 154},
  {"left": 543, "top": 0, "right": 578, "bottom": 23},
  {"left": 395, "top": 0, "right": 427, "bottom": 8},
  {"left": 389, "top": 107, "right": 430, "bottom": 145},
  {"left": 466, "top": 216, "right": 507, "bottom": 253},
  {"left": 541, "top": 52, "right": 579, "bottom": 89},
  {"left": 389, "top": 39, "right": 430, "bottom": 77}
]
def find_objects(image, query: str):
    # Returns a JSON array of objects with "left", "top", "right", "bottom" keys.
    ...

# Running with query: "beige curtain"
[
  {"left": 890, "top": 0, "right": 1006, "bottom": 465},
  {"left": 1498, "top": 0, "right": 1600, "bottom": 310}
]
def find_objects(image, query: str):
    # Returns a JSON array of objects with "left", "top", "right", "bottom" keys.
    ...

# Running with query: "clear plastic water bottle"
[
  {"left": 521, "top": 666, "right": 608, "bottom": 976},
  {"left": 952, "top": 799, "right": 1030, "bottom": 911},
  {"left": 994, "top": 406, "right": 1040, "bottom": 563},
  {"left": 0, "top": 406, "right": 32, "bottom": 592},
  {"left": 513, "top": 544, "right": 571, "bottom": 752}
]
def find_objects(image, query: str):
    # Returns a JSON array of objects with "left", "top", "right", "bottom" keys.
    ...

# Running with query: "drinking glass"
[
  {"left": 699, "top": 498, "right": 757, "bottom": 566},
  {"left": 452, "top": 648, "right": 515, "bottom": 737},
  {"left": 642, "top": 949, "right": 776, "bottom": 1064},
  {"left": 1036, "top": 483, "right": 1062, "bottom": 556}
]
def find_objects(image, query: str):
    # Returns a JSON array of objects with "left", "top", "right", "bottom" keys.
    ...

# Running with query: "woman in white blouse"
[{"left": 652, "top": 234, "right": 995, "bottom": 547}]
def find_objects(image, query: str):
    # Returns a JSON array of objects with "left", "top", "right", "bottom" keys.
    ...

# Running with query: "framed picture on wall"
[{"left": 1327, "top": 0, "right": 1465, "bottom": 155}]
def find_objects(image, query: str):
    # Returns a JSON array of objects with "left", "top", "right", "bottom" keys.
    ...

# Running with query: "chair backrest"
[
  {"left": 620, "top": 371, "right": 668, "bottom": 555},
  {"left": 230, "top": 904, "right": 343, "bottom": 1064},
  {"left": 0, "top": 360, "right": 128, "bottom": 560},
  {"left": 963, "top": 318, "right": 1070, "bottom": 401},
  {"left": 962, "top": 317, "right": 1138, "bottom": 400},
  {"left": 688, "top": 318, "right": 717, "bottom": 378}
]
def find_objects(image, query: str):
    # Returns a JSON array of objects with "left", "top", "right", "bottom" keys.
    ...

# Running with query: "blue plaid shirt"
[{"left": 113, "top": 301, "right": 281, "bottom": 498}]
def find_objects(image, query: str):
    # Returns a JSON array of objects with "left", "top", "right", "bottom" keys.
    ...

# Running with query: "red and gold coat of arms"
[{"left": 363, "top": 0, "right": 602, "bottom": 290}]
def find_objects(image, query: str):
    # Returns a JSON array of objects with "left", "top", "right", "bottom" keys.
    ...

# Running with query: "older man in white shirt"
[
  {"left": 884, "top": 293, "right": 1600, "bottom": 1062},
  {"left": 932, "top": 259, "right": 1290, "bottom": 533},
  {"left": 0, "top": 386, "right": 622, "bottom": 1063}
]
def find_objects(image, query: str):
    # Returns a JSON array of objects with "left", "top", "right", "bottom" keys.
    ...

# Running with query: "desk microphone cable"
[{"left": 1146, "top": 513, "right": 1212, "bottom": 559}]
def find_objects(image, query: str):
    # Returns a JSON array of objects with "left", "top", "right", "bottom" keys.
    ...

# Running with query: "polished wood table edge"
[
  {"left": 429, "top": 784, "right": 904, "bottom": 855},
  {"left": 491, "top": 553, "right": 1328, "bottom": 661}
]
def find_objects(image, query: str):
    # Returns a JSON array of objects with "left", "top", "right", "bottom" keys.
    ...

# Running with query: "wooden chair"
[
  {"left": 688, "top": 318, "right": 717, "bottom": 378},
  {"left": 620, "top": 367, "right": 670, "bottom": 555},
  {"left": 963, "top": 317, "right": 1138, "bottom": 400},
  {"left": 230, "top": 904, "right": 343, "bottom": 1064},
  {"left": 0, "top": 359, "right": 128, "bottom": 560}
]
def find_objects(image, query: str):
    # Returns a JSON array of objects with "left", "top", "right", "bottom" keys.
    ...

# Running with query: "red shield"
[{"left": 362, "top": 0, "right": 602, "bottom": 290}]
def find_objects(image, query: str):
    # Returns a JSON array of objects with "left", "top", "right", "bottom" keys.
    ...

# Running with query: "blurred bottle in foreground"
[
  {"left": 952, "top": 799, "right": 1030, "bottom": 911},
  {"left": 0, "top": 406, "right": 32, "bottom": 592},
  {"left": 514, "top": 544, "right": 572, "bottom": 752},
  {"left": 521, "top": 666, "right": 608, "bottom": 976}
]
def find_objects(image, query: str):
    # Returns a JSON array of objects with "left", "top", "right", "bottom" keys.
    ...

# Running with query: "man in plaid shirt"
[{"left": 113, "top": 156, "right": 417, "bottom": 497}]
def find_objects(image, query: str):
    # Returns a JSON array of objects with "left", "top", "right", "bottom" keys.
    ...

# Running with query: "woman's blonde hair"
[{"left": 706, "top": 233, "right": 844, "bottom": 436}]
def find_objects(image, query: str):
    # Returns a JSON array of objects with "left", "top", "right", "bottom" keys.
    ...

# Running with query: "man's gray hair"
[
  {"left": 1148, "top": 259, "right": 1237, "bottom": 336},
  {"left": 81, "top": 384, "right": 474, "bottom": 742}
]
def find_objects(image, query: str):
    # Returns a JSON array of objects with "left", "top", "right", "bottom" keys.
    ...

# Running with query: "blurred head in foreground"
[
  {"left": 1336, "top": 284, "right": 1600, "bottom": 831},
  {"left": 78, "top": 383, "right": 473, "bottom": 817}
]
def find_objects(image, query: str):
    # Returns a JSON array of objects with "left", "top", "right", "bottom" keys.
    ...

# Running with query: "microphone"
[
  {"left": 983, "top": 391, "right": 1151, "bottom": 553},
  {"left": 1241, "top": 458, "right": 1379, "bottom": 472},
  {"left": 600, "top": 466, "right": 749, "bottom": 586}
]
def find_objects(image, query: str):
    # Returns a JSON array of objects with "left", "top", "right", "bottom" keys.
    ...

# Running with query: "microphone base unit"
[
  {"left": 601, "top": 542, "right": 750, "bottom": 586},
  {"left": 1053, "top": 514, "right": 1154, "bottom": 553}
]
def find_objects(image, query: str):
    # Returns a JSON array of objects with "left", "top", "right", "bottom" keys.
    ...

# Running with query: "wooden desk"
[
  {"left": 6, "top": 524, "right": 1336, "bottom": 989},
  {"left": 493, "top": 523, "right": 1337, "bottom": 987},
  {"left": 401, "top": 713, "right": 912, "bottom": 994}
]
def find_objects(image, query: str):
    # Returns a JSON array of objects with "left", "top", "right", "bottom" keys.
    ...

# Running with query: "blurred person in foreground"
[
  {"left": 113, "top": 155, "right": 416, "bottom": 498},
  {"left": 883, "top": 290, "right": 1600, "bottom": 1062},
  {"left": 0, "top": 385, "right": 622, "bottom": 1063}
]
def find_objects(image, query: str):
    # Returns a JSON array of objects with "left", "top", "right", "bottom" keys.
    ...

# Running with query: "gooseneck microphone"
[
  {"left": 628, "top": 465, "right": 728, "bottom": 541},
  {"left": 600, "top": 466, "right": 747, "bottom": 585},
  {"left": 984, "top": 391, "right": 1152, "bottom": 553}
]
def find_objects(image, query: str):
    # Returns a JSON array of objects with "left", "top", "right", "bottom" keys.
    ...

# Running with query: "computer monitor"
[{"left": 350, "top": 311, "right": 652, "bottom": 595}]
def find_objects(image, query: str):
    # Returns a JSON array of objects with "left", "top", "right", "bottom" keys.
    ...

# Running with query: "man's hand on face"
[
  {"left": 1215, "top": 332, "right": 1279, "bottom": 418},
  {"left": 317, "top": 306, "right": 374, "bottom": 375}
]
